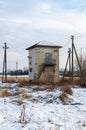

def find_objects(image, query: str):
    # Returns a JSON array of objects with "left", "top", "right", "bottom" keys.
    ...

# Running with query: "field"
[
  {"left": 0, "top": 75, "right": 29, "bottom": 82},
  {"left": 0, "top": 81, "right": 86, "bottom": 130}
]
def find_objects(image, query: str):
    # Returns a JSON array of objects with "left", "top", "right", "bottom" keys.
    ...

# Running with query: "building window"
[
  {"left": 30, "top": 68, "right": 32, "bottom": 72},
  {"left": 28, "top": 56, "right": 32, "bottom": 59},
  {"left": 45, "top": 53, "right": 52, "bottom": 64},
  {"left": 29, "top": 62, "right": 32, "bottom": 65}
]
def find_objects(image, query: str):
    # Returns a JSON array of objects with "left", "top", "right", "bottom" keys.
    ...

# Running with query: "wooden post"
[
  {"left": 73, "top": 43, "right": 86, "bottom": 85},
  {"left": 16, "top": 61, "right": 18, "bottom": 80},
  {"left": 71, "top": 35, "right": 74, "bottom": 79},
  {"left": 2, "top": 42, "right": 8, "bottom": 82},
  {"left": 69, "top": 48, "right": 72, "bottom": 77},
  {"left": 63, "top": 53, "right": 70, "bottom": 79}
]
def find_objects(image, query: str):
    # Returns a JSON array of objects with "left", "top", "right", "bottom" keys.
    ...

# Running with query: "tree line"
[{"left": 8, "top": 69, "right": 29, "bottom": 75}]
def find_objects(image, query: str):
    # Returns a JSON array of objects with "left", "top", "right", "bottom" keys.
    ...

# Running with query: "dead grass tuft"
[
  {"left": 46, "top": 84, "right": 58, "bottom": 90},
  {"left": 12, "top": 89, "right": 32, "bottom": 99},
  {"left": 20, "top": 90, "right": 32, "bottom": 99},
  {"left": 0, "top": 89, "right": 12, "bottom": 98},
  {"left": 12, "top": 91, "right": 21, "bottom": 96},
  {"left": 19, "top": 80, "right": 57, "bottom": 87},
  {"left": 59, "top": 78, "right": 81, "bottom": 86},
  {"left": 59, "top": 92, "right": 68, "bottom": 102},
  {"left": 6, "top": 77, "right": 28, "bottom": 83},
  {"left": 62, "top": 85, "right": 73, "bottom": 95},
  {"left": 18, "top": 79, "right": 29, "bottom": 85},
  {"left": 59, "top": 82, "right": 73, "bottom": 103},
  {"left": 7, "top": 79, "right": 17, "bottom": 83},
  {"left": 11, "top": 99, "right": 24, "bottom": 105}
]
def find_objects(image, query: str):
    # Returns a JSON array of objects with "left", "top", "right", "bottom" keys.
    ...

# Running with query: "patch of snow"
[
  {"left": 69, "top": 88, "right": 86, "bottom": 105},
  {"left": 0, "top": 83, "right": 86, "bottom": 130},
  {"left": 36, "top": 40, "right": 60, "bottom": 47}
]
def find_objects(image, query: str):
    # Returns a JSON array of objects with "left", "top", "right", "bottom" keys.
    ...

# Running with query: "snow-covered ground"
[{"left": 0, "top": 83, "right": 86, "bottom": 130}]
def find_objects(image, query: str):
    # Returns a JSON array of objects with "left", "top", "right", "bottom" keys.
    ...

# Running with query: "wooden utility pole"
[
  {"left": 68, "top": 48, "right": 72, "bottom": 77},
  {"left": 71, "top": 35, "right": 74, "bottom": 79},
  {"left": 63, "top": 52, "right": 70, "bottom": 79},
  {"left": 63, "top": 48, "right": 71, "bottom": 79},
  {"left": 2, "top": 42, "right": 8, "bottom": 82},
  {"left": 73, "top": 43, "right": 85, "bottom": 85},
  {"left": 16, "top": 61, "right": 18, "bottom": 80},
  {"left": 63, "top": 35, "right": 86, "bottom": 86},
  {"left": 71, "top": 36, "right": 85, "bottom": 85}
]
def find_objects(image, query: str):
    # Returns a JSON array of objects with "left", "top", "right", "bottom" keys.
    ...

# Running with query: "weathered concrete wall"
[
  {"left": 28, "top": 46, "right": 60, "bottom": 82},
  {"left": 37, "top": 47, "right": 59, "bottom": 82},
  {"left": 29, "top": 47, "right": 38, "bottom": 80}
]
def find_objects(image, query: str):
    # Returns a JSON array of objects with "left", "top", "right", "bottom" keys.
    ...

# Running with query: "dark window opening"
[
  {"left": 45, "top": 53, "right": 52, "bottom": 64},
  {"left": 29, "top": 62, "right": 32, "bottom": 65},
  {"left": 30, "top": 68, "right": 32, "bottom": 72}
]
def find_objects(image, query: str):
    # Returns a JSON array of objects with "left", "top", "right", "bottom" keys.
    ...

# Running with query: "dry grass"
[
  {"left": 19, "top": 77, "right": 81, "bottom": 86},
  {"left": 11, "top": 90, "right": 32, "bottom": 105},
  {"left": 0, "top": 75, "right": 83, "bottom": 86},
  {"left": 11, "top": 99, "right": 24, "bottom": 105},
  {"left": 61, "top": 84, "right": 73, "bottom": 95},
  {"left": 17, "top": 77, "right": 80, "bottom": 92},
  {"left": 0, "top": 76, "right": 28, "bottom": 83},
  {"left": 0, "top": 89, "right": 12, "bottom": 98},
  {"left": 11, "top": 89, "right": 32, "bottom": 99},
  {"left": 0, "top": 86, "right": 32, "bottom": 99},
  {"left": 20, "top": 90, "right": 32, "bottom": 99},
  {"left": 59, "top": 82, "right": 73, "bottom": 103},
  {"left": 58, "top": 77, "right": 81, "bottom": 86},
  {"left": 0, "top": 75, "right": 82, "bottom": 86},
  {"left": 59, "top": 92, "right": 68, "bottom": 102},
  {"left": 7, "top": 79, "right": 17, "bottom": 83}
]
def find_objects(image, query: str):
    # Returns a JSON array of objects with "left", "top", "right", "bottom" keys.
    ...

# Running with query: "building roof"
[{"left": 26, "top": 40, "right": 62, "bottom": 50}]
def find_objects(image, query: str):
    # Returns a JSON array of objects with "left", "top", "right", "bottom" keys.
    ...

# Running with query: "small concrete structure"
[{"left": 26, "top": 41, "right": 62, "bottom": 82}]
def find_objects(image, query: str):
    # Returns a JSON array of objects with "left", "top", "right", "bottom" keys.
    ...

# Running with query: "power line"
[
  {"left": 62, "top": 39, "right": 71, "bottom": 48},
  {"left": 62, "top": 35, "right": 86, "bottom": 86},
  {"left": 60, "top": 39, "right": 71, "bottom": 56}
]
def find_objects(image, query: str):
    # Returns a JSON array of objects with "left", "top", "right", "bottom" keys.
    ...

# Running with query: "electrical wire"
[
  {"left": 60, "top": 39, "right": 71, "bottom": 56},
  {"left": 62, "top": 39, "right": 71, "bottom": 48}
]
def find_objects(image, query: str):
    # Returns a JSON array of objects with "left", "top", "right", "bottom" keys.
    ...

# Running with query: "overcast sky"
[{"left": 0, "top": 0, "right": 86, "bottom": 71}]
